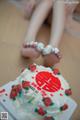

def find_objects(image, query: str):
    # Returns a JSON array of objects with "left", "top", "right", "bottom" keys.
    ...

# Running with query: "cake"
[{"left": 0, "top": 64, "right": 73, "bottom": 120}]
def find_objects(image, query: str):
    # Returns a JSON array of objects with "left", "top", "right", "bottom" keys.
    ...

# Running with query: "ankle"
[
  {"left": 49, "top": 40, "right": 59, "bottom": 48},
  {"left": 24, "top": 36, "right": 36, "bottom": 43}
]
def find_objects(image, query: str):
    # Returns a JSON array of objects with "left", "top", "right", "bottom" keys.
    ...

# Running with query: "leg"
[
  {"left": 21, "top": 0, "right": 53, "bottom": 59},
  {"left": 24, "top": 0, "right": 37, "bottom": 19},
  {"left": 50, "top": 0, "right": 65, "bottom": 47},
  {"left": 43, "top": 0, "right": 65, "bottom": 67}
]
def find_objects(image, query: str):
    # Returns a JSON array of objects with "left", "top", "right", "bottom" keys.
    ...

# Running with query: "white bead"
[
  {"left": 27, "top": 42, "right": 30, "bottom": 46},
  {"left": 54, "top": 48, "right": 59, "bottom": 54},
  {"left": 36, "top": 42, "right": 44, "bottom": 52},
  {"left": 30, "top": 41, "right": 34, "bottom": 45},
  {"left": 46, "top": 45, "right": 52, "bottom": 50},
  {"left": 33, "top": 42, "right": 38, "bottom": 47},
  {"left": 52, "top": 47, "right": 55, "bottom": 52},
  {"left": 43, "top": 45, "right": 52, "bottom": 55},
  {"left": 34, "top": 42, "right": 38, "bottom": 45}
]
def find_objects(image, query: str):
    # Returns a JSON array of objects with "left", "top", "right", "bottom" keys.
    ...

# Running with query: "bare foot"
[
  {"left": 43, "top": 52, "right": 62, "bottom": 67},
  {"left": 42, "top": 45, "right": 62, "bottom": 67},
  {"left": 21, "top": 42, "right": 44, "bottom": 59}
]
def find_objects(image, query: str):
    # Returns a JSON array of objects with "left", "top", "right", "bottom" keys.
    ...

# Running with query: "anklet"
[
  {"left": 26, "top": 41, "right": 45, "bottom": 52},
  {"left": 42, "top": 45, "right": 60, "bottom": 56},
  {"left": 25, "top": 42, "right": 60, "bottom": 55}
]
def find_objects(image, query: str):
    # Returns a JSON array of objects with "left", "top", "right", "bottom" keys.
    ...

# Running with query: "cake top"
[
  {"left": 0, "top": 64, "right": 72, "bottom": 120},
  {"left": 10, "top": 64, "right": 72, "bottom": 109}
]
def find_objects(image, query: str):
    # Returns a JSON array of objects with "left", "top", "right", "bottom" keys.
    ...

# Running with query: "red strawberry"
[
  {"left": 44, "top": 116, "right": 55, "bottom": 120},
  {"left": 29, "top": 64, "right": 36, "bottom": 72},
  {"left": 10, "top": 90, "right": 18, "bottom": 100},
  {"left": 43, "top": 97, "right": 53, "bottom": 107},
  {"left": 10, "top": 84, "right": 22, "bottom": 100},
  {"left": 60, "top": 104, "right": 68, "bottom": 111},
  {"left": 53, "top": 68, "right": 60, "bottom": 75},
  {"left": 16, "top": 84, "right": 22, "bottom": 93},
  {"left": 65, "top": 89, "right": 72, "bottom": 96},
  {"left": 12, "top": 85, "right": 18, "bottom": 93},
  {"left": 22, "top": 81, "right": 30, "bottom": 89},
  {"left": 35, "top": 107, "right": 46, "bottom": 116}
]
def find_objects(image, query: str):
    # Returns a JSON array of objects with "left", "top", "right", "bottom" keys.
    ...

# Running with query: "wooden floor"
[{"left": 0, "top": 0, "right": 80, "bottom": 120}]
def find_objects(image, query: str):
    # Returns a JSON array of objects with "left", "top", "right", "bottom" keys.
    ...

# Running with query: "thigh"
[{"left": 32, "top": 0, "right": 53, "bottom": 18}]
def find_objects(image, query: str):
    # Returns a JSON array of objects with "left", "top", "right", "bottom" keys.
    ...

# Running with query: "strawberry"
[
  {"left": 35, "top": 107, "right": 46, "bottom": 116},
  {"left": 29, "top": 64, "right": 36, "bottom": 72},
  {"left": 60, "top": 104, "right": 68, "bottom": 111},
  {"left": 44, "top": 116, "right": 55, "bottom": 120},
  {"left": 10, "top": 84, "right": 23, "bottom": 100},
  {"left": 10, "top": 89, "right": 18, "bottom": 100},
  {"left": 16, "top": 84, "right": 22, "bottom": 93},
  {"left": 22, "top": 81, "right": 30, "bottom": 89},
  {"left": 12, "top": 85, "right": 18, "bottom": 93},
  {"left": 53, "top": 68, "right": 60, "bottom": 75},
  {"left": 43, "top": 97, "right": 53, "bottom": 107},
  {"left": 65, "top": 89, "right": 72, "bottom": 96}
]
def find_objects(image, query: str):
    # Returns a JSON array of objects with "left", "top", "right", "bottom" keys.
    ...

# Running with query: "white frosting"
[
  {"left": 5, "top": 63, "right": 71, "bottom": 118},
  {"left": 20, "top": 64, "right": 70, "bottom": 109}
]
